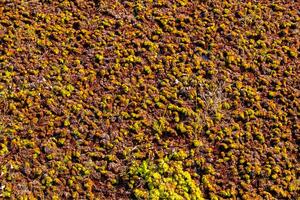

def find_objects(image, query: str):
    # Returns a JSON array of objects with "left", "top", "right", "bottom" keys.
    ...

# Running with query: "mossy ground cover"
[{"left": 0, "top": 0, "right": 299, "bottom": 199}]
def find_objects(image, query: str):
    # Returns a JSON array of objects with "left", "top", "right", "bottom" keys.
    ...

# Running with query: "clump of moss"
[{"left": 128, "top": 159, "right": 203, "bottom": 200}]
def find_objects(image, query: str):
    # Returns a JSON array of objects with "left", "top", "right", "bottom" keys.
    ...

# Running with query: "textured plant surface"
[{"left": 0, "top": 0, "right": 299, "bottom": 199}]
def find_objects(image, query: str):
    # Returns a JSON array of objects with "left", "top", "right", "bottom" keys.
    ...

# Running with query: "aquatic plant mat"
[{"left": 0, "top": 0, "right": 299, "bottom": 199}]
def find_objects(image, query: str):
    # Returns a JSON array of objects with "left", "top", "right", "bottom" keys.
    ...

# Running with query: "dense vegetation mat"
[{"left": 0, "top": 0, "right": 299, "bottom": 199}]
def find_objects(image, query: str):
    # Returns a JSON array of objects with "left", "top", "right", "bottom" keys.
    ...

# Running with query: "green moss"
[
  {"left": 0, "top": 144, "right": 9, "bottom": 156},
  {"left": 134, "top": 188, "right": 149, "bottom": 199},
  {"left": 193, "top": 140, "right": 202, "bottom": 147},
  {"left": 125, "top": 55, "right": 142, "bottom": 63},
  {"left": 64, "top": 119, "right": 71, "bottom": 127},
  {"left": 220, "top": 190, "right": 232, "bottom": 198},
  {"left": 176, "top": 123, "right": 187, "bottom": 134},
  {"left": 42, "top": 176, "right": 53, "bottom": 187},
  {"left": 95, "top": 54, "right": 104, "bottom": 63},
  {"left": 288, "top": 50, "right": 298, "bottom": 58},
  {"left": 268, "top": 91, "right": 276, "bottom": 98},
  {"left": 121, "top": 84, "right": 129, "bottom": 93},
  {"left": 129, "top": 160, "right": 204, "bottom": 200},
  {"left": 144, "top": 66, "right": 152, "bottom": 74},
  {"left": 172, "top": 150, "right": 188, "bottom": 160}
]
